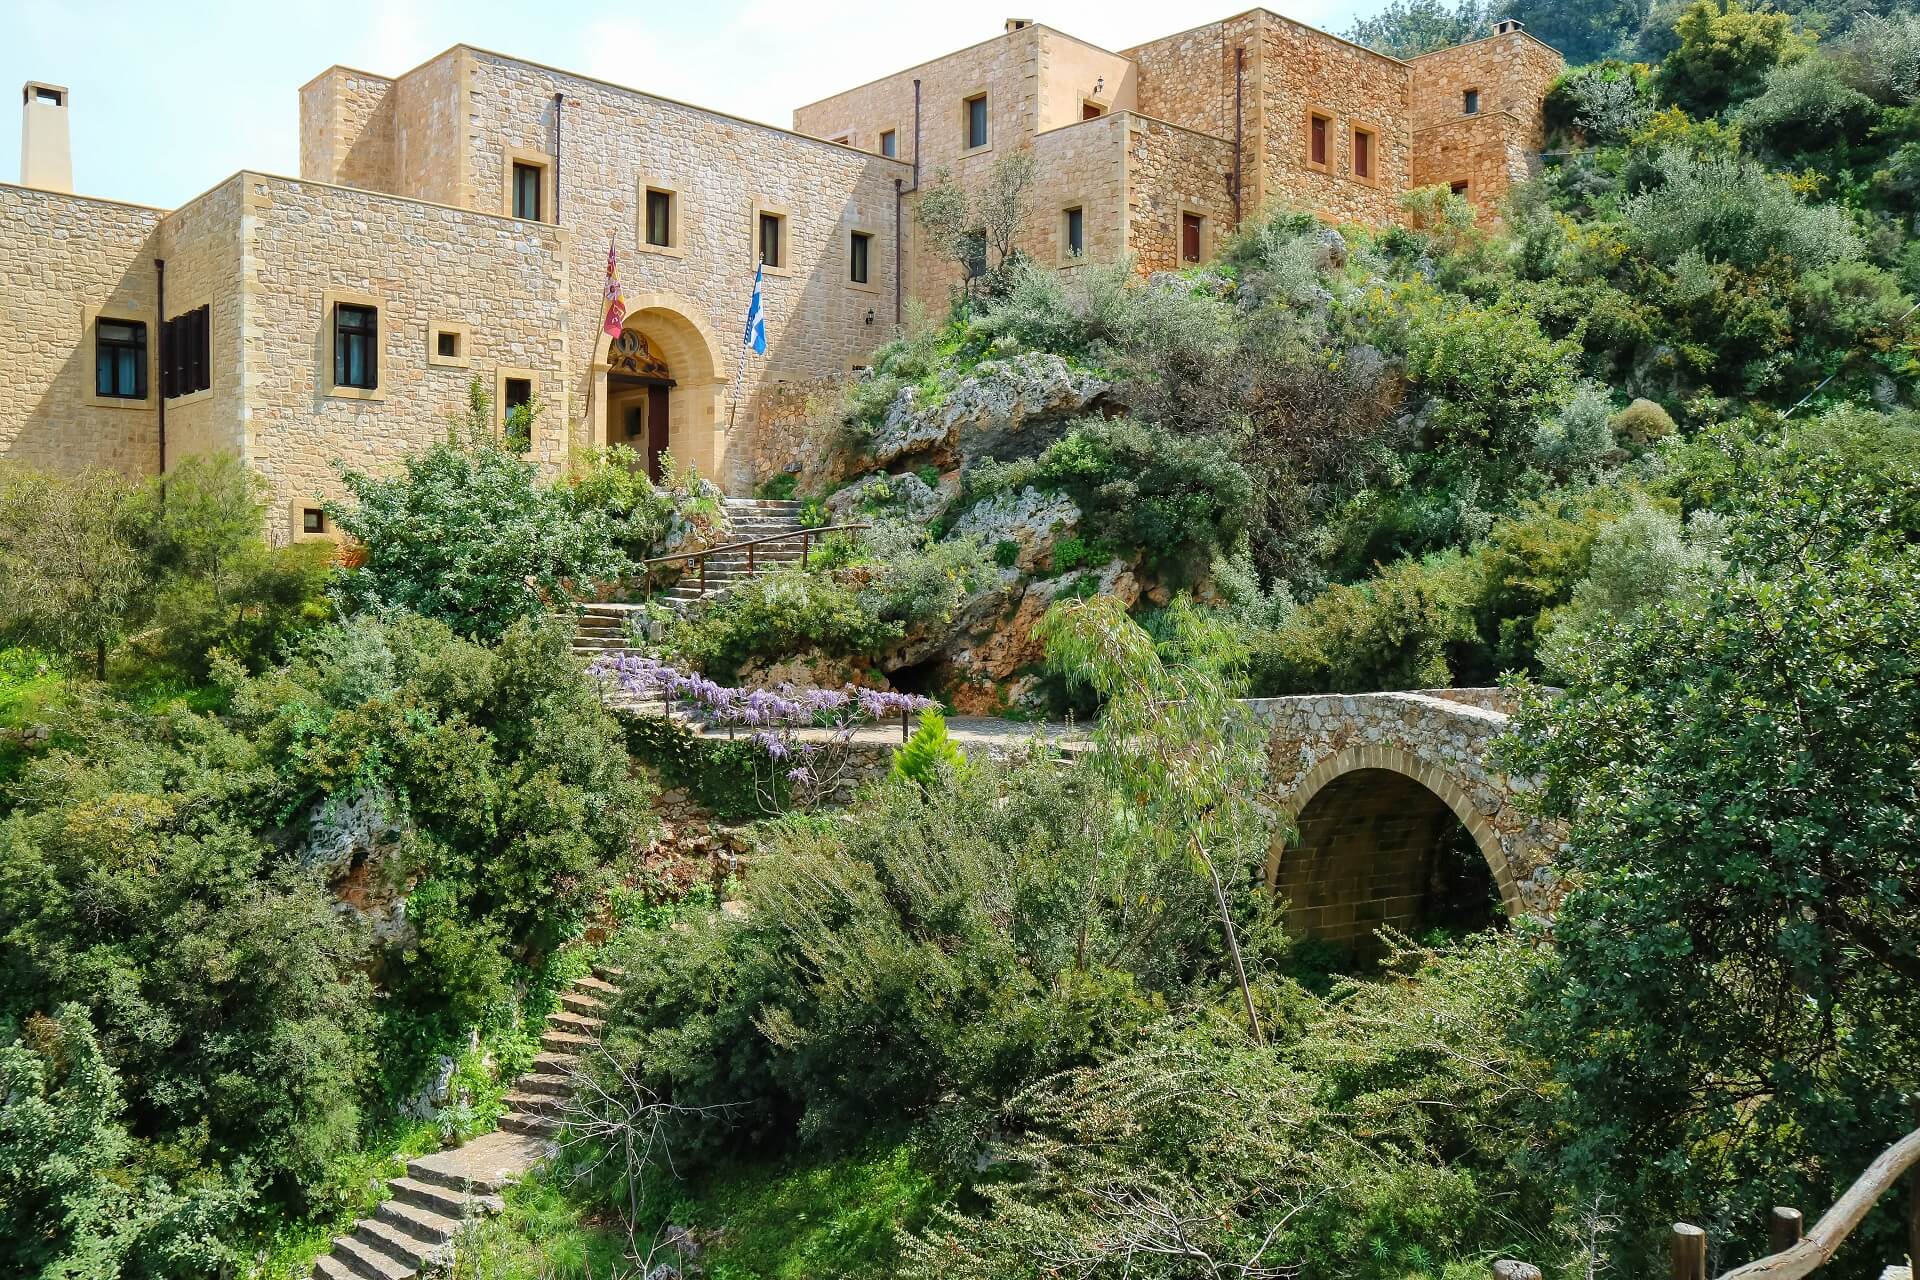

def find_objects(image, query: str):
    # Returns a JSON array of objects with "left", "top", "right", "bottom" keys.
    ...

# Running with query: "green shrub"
[
  {"left": 1610, "top": 396, "right": 1678, "bottom": 444},
  {"left": 755, "top": 471, "right": 799, "bottom": 501},
  {"left": 331, "top": 433, "right": 629, "bottom": 641},
  {"left": 1249, "top": 552, "right": 1482, "bottom": 694},
  {"left": 665, "top": 567, "right": 902, "bottom": 683},
  {"left": 622, "top": 710, "right": 777, "bottom": 821},
  {"left": 890, "top": 709, "right": 971, "bottom": 789},
  {"left": 1657, "top": 0, "right": 1813, "bottom": 117},
  {"left": 567, "top": 445, "right": 677, "bottom": 558}
]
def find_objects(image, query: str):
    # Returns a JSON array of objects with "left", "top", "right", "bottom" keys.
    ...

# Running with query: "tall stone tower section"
[{"left": 19, "top": 82, "right": 73, "bottom": 193}]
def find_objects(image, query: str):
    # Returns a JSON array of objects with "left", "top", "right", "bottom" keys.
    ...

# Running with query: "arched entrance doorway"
[
  {"left": 588, "top": 295, "right": 728, "bottom": 484},
  {"left": 1270, "top": 752, "right": 1512, "bottom": 963}
]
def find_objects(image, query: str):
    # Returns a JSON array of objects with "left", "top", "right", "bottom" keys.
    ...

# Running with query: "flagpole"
[{"left": 585, "top": 236, "right": 624, "bottom": 458}]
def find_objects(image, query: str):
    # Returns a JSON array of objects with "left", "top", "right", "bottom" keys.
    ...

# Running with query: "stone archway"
[
  {"left": 586, "top": 293, "right": 729, "bottom": 482},
  {"left": 1252, "top": 690, "right": 1565, "bottom": 959}
]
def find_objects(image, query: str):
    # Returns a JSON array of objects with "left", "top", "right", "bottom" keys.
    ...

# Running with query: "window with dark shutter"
[
  {"left": 965, "top": 95, "right": 988, "bottom": 149},
  {"left": 879, "top": 130, "right": 896, "bottom": 158},
  {"left": 1065, "top": 206, "right": 1084, "bottom": 257},
  {"left": 1353, "top": 127, "right": 1374, "bottom": 180},
  {"left": 161, "top": 305, "right": 210, "bottom": 399},
  {"left": 95, "top": 319, "right": 147, "bottom": 399},
  {"left": 1182, "top": 212, "right": 1203, "bottom": 263},
  {"left": 850, "top": 231, "right": 871, "bottom": 284},
  {"left": 334, "top": 304, "right": 378, "bottom": 390},
  {"left": 1463, "top": 88, "right": 1480, "bottom": 115},
  {"left": 1309, "top": 113, "right": 1330, "bottom": 168}
]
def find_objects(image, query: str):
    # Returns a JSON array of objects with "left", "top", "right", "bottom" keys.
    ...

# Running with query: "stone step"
[
  {"left": 323, "top": 1234, "right": 413, "bottom": 1280},
  {"left": 546, "top": 1009, "right": 603, "bottom": 1035},
  {"left": 529, "top": 1050, "right": 580, "bottom": 1076},
  {"left": 540, "top": 1028, "right": 596, "bottom": 1054},
  {"left": 389, "top": 1176, "right": 483, "bottom": 1222},
  {"left": 560, "top": 990, "right": 606, "bottom": 1017},
  {"left": 374, "top": 1196, "right": 463, "bottom": 1248},
  {"left": 312, "top": 1254, "right": 360, "bottom": 1280},
  {"left": 354, "top": 1214, "right": 441, "bottom": 1268},
  {"left": 572, "top": 974, "right": 621, "bottom": 996},
  {"left": 499, "top": 1111, "right": 560, "bottom": 1138},
  {"left": 405, "top": 1131, "right": 548, "bottom": 1196},
  {"left": 502, "top": 1089, "right": 565, "bottom": 1117},
  {"left": 516, "top": 1070, "right": 574, "bottom": 1098}
]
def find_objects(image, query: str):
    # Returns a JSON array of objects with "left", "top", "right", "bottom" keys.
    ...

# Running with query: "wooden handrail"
[
  {"left": 1712, "top": 1126, "right": 1920, "bottom": 1280},
  {"left": 641, "top": 523, "right": 869, "bottom": 568}
]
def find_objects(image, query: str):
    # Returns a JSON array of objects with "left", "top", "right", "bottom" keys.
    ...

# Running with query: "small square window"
[
  {"left": 645, "top": 188, "right": 674, "bottom": 248},
  {"left": 95, "top": 318, "right": 147, "bottom": 399},
  {"left": 1463, "top": 88, "right": 1480, "bottom": 116},
  {"left": 334, "top": 303, "right": 378, "bottom": 390},
  {"left": 1083, "top": 100, "right": 1104, "bottom": 120},
  {"left": 1063, "top": 206, "right": 1084, "bottom": 258},
  {"left": 302, "top": 508, "right": 327, "bottom": 535},
  {"left": 1450, "top": 179, "right": 1470, "bottom": 197},
  {"left": 965, "top": 94, "right": 988, "bottom": 149},
  {"left": 879, "top": 130, "right": 897, "bottom": 158},
  {"left": 850, "top": 230, "right": 872, "bottom": 285},
  {"left": 512, "top": 161, "right": 543, "bottom": 221},
  {"left": 436, "top": 330, "right": 460, "bottom": 359},
  {"left": 758, "top": 211, "right": 785, "bottom": 269}
]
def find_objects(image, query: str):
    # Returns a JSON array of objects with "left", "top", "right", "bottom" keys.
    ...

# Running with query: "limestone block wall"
[
  {"left": 152, "top": 175, "right": 248, "bottom": 469},
  {"left": 1248, "top": 691, "right": 1565, "bottom": 920},
  {"left": 1259, "top": 17, "right": 1411, "bottom": 227},
  {"left": 1407, "top": 32, "right": 1562, "bottom": 215},
  {"left": 0, "top": 184, "right": 163, "bottom": 476},
  {"left": 1411, "top": 111, "right": 1532, "bottom": 212},
  {"left": 1029, "top": 113, "right": 1128, "bottom": 271},
  {"left": 300, "top": 68, "right": 397, "bottom": 193},
  {"left": 1124, "top": 116, "right": 1236, "bottom": 273},
  {"left": 237, "top": 173, "right": 569, "bottom": 534},
  {"left": 390, "top": 49, "right": 467, "bottom": 211},
  {"left": 464, "top": 51, "right": 908, "bottom": 489},
  {"left": 1122, "top": 12, "right": 1263, "bottom": 156}
]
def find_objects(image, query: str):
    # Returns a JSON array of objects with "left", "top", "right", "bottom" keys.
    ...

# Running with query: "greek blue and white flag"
[{"left": 743, "top": 262, "right": 767, "bottom": 356}]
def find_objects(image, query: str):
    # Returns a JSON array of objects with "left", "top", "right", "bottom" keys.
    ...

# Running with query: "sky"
[{"left": 1, "top": 0, "right": 1381, "bottom": 209}]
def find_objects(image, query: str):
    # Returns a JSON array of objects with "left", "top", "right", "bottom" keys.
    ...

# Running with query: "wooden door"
[
  {"left": 1182, "top": 213, "right": 1202, "bottom": 264},
  {"left": 646, "top": 384, "right": 670, "bottom": 483}
]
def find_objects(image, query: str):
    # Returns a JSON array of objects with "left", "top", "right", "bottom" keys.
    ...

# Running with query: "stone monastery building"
[{"left": 0, "top": 11, "right": 1560, "bottom": 538}]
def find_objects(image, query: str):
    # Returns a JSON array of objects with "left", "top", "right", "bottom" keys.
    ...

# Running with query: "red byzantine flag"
[{"left": 601, "top": 238, "right": 626, "bottom": 338}]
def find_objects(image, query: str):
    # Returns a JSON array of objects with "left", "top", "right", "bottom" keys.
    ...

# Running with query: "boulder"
[
  {"left": 867, "top": 353, "right": 1111, "bottom": 470},
  {"left": 824, "top": 470, "right": 956, "bottom": 527},
  {"left": 947, "top": 487, "right": 1081, "bottom": 575}
]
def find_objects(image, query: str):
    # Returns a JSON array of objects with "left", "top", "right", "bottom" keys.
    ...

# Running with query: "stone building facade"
[{"left": 2, "top": 11, "right": 1558, "bottom": 530}]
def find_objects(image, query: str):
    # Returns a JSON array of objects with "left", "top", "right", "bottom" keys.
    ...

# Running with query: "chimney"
[
  {"left": 1492, "top": 17, "right": 1526, "bottom": 34},
  {"left": 21, "top": 82, "right": 72, "bottom": 193},
  {"left": 1004, "top": 18, "right": 1032, "bottom": 32}
]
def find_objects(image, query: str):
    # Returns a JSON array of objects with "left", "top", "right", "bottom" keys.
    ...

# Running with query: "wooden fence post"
[
  {"left": 1673, "top": 1223, "right": 1708, "bottom": 1280},
  {"left": 1768, "top": 1207, "right": 1803, "bottom": 1255}
]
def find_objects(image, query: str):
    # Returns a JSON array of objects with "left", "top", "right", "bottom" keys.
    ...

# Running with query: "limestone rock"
[
  {"left": 928, "top": 559, "right": 1140, "bottom": 715},
  {"left": 947, "top": 486, "right": 1081, "bottom": 575},
  {"left": 824, "top": 470, "right": 955, "bottom": 526},
  {"left": 867, "top": 353, "right": 1111, "bottom": 469},
  {"left": 739, "top": 648, "right": 887, "bottom": 691}
]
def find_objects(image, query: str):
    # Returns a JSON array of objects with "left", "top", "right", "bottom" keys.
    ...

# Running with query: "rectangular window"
[
  {"left": 1463, "top": 88, "right": 1480, "bottom": 115},
  {"left": 1064, "top": 206, "right": 1084, "bottom": 257},
  {"left": 1450, "top": 179, "right": 1470, "bottom": 197},
  {"left": 1352, "top": 125, "right": 1375, "bottom": 181},
  {"left": 965, "top": 94, "right": 988, "bottom": 149},
  {"left": 758, "top": 212, "right": 783, "bottom": 268},
  {"left": 160, "top": 305, "right": 210, "bottom": 399},
  {"left": 302, "top": 508, "right": 327, "bottom": 535},
  {"left": 437, "top": 330, "right": 460, "bottom": 359},
  {"left": 645, "top": 188, "right": 673, "bottom": 247},
  {"left": 1182, "top": 212, "right": 1203, "bottom": 264},
  {"left": 879, "top": 129, "right": 896, "bottom": 158},
  {"left": 512, "top": 161, "right": 543, "bottom": 220},
  {"left": 850, "top": 230, "right": 871, "bottom": 284},
  {"left": 1083, "top": 101, "right": 1104, "bottom": 120},
  {"left": 503, "top": 377, "right": 534, "bottom": 451},
  {"left": 1309, "top": 112, "right": 1330, "bottom": 169},
  {"left": 333, "top": 303, "right": 378, "bottom": 390},
  {"left": 94, "top": 318, "right": 147, "bottom": 399}
]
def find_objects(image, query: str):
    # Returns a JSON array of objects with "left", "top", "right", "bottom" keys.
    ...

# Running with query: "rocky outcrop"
[
  {"left": 866, "top": 353, "right": 1112, "bottom": 471},
  {"left": 824, "top": 470, "right": 957, "bottom": 527},
  {"left": 947, "top": 487, "right": 1081, "bottom": 576}
]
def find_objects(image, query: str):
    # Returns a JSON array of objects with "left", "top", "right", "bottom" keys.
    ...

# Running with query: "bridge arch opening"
[{"left": 1269, "top": 754, "right": 1511, "bottom": 964}]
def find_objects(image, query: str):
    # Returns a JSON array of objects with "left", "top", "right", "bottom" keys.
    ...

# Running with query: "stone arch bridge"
[{"left": 1245, "top": 690, "right": 1564, "bottom": 954}]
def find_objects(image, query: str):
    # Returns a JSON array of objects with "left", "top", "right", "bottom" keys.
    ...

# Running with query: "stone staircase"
[
  {"left": 310, "top": 969, "right": 623, "bottom": 1280},
  {"left": 569, "top": 498, "right": 810, "bottom": 663}
]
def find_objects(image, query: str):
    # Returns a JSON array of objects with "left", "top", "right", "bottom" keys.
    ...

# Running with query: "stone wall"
[
  {"left": 1259, "top": 16, "right": 1411, "bottom": 226},
  {"left": 0, "top": 184, "right": 163, "bottom": 475},
  {"left": 1407, "top": 31, "right": 1562, "bottom": 214},
  {"left": 1124, "top": 116, "right": 1236, "bottom": 273},
  {"left": 390, "top": 48, "right": 467, "bottom": 211},
  {"left": 299, "top": 68, "right": 397, "bottom": 193},
  {"left": 152, "top": 176, "right": 248, "bottom": 469},
  {"left": 1122, "top": 12, "right": 1263, "bottom": 152},
  {"left": 1030, "top": 112, "right": 1128, "bottom": 270},
  {"left": 239, "top": 172, "right": 570, "bottom": 534}
]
